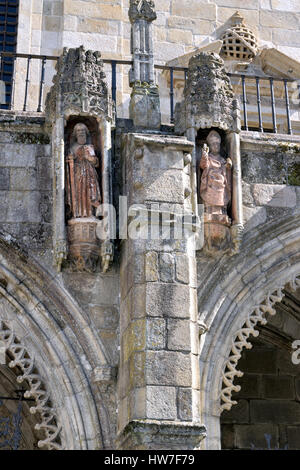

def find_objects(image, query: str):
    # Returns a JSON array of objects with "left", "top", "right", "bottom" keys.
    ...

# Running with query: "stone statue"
[
  {"left": 199, "top": 130, "right": 232, "bottom": 216},
  {"left": 66, "top": 123, "right": 101, "bottom": 219}
]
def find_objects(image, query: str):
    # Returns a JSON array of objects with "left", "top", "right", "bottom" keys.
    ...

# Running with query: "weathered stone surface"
[
  {"left": 147, "top": 386, "right": 177, "bottom": 420},
  {"left": 221, "top": 400, "right": 249, "bottom": 424},
  {"left": 241, "top": 151, "right": 286, "bottom": 184},
  {"left": 145, "top": 251, "right": 159, "bottom": 282},
  {"left": 175, "top": 254, "right": 189, "bottom": 284},
  {"left": 235, "top": 424, "right": 279, "bottom": 449},
  {"left": 147, "top": 318, "right": 166, "bottom": 350},
  {"left": 250, "top": 400, "right": 300, "bottom": 424},
  {"left": 146, "top": 283, "right": 190, "bottom": 318},
  {"left": 0, "top": 168, "right": 9, "bottom": 190},
  {"left": 146, "top": 351, "right": 192, "bottom": 386},
  {"left": 287, "top": 426, "right": 300, "bottom": 449},
  {"left": 238, "top": 349, "right": 278, "bottom": 374},
  {"left": 159, "top": 253, "right": 175, "bottom": 282},
  {"left": 117, "top": 420, "right": 206, "bottom": 450},
  {"left": 262, "top": 376, "right": 294, "bottom": 399},
  {"left": 167, "top": 319, "right": 190, "bottom": 351},
  {"left": 252, "top": 184, "right": 297, "bottom": 208},
  {"left": 177, "top": 388, "right": 193, "bottom": 421}
]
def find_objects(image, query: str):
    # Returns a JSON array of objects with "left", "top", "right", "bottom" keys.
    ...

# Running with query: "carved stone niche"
[
  {"left": 45, "top": 46, "right": 115, "bottom": 272},
  {"left": 175, "top": 52, "right": 244, "bottom": 255}
]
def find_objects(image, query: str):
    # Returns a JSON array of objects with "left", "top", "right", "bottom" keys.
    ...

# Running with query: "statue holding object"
[
  {"left": 199, "top": 130, "right": 232, "bottom": 217},
  {"left": 66, "top": 123, "right": 101, "bottom": 219},
  {"left": 66, "top": 122, "right": 102, "bottom": 272}
]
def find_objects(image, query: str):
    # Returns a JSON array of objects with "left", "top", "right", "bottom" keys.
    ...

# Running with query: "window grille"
[{"left": 0, "top": 0, "right": 19, "bottom": 109}]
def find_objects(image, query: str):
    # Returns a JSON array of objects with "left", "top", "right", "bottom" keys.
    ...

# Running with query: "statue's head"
[
  {"left": 72, "top": 123, "right": 89, "bottom": 145},
  {"left": 206, "top": 130, "right": 221, "bottom": 155}
]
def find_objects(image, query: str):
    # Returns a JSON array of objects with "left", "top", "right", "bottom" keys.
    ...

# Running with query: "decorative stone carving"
[
  {"left": 175, "top": 53, "right": 237, "bottom": 134},
  {"left": 66, "top": 123, "right": 101, "bottom": 219},
  {"left": 221, "top": 11, "right": 258, "bottom": 63},
  {"left": 46, "top": 46, "right": 114, "bottom": 123},
  {"left": 0, "top": 321, "right": 63, "bottom": 450},
  {"left": 129, "top": 0, "right": 156, "bottom": 22},
  {"left": 128, "top": 0, "right": 161, "bottom": 129},
  {"left": 45, "top": 46, "right": 114, "bottom": 272},
  {"left": 199, "top": 130, "right": 232, "bottom": 252},
  {"left": 175, "top": 52, "right": 244, "bottom": 255},
  {"left": 220, "top": 274, "right": 300, "bottom": 412}
]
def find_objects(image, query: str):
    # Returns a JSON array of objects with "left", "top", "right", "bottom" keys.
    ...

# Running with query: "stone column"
[
  {"left": 117, "top": 133, "right": 206, "bottom": 450},
  {"left": 128, "top": 0, "right": 161, "bottom": 129}
]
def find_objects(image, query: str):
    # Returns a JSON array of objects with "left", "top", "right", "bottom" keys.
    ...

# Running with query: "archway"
[
  {"left": 0, "top": 236, "right": 113, "bottom": 449},
  {"left": 198, "top": 214, "right": 300, "bottom": 449},
  {"left": 221, "top": 284, "right": 300, "bottom": 450}
]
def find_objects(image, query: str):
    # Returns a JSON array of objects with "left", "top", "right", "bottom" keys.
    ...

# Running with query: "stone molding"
[
  {"left": 116, "top": 420, "right": 206, "bottom": 450},
  {"left": 197, "top": 216, "right": 300, "bottom": 449},
  {"left": 0, "top": 320, "right": 63, "bottom": 449},
  {"left": 0, "top": 237, "right": 113, "bottom": 449}
]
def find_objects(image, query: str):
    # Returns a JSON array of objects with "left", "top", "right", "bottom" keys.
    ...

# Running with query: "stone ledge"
[{"left": 116, "top": 419, "right": 207, "bottom": 450}]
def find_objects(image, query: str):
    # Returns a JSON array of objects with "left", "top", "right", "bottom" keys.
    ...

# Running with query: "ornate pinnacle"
[{"left": 129, "top": 0, "right": 156, "bottom": 22}]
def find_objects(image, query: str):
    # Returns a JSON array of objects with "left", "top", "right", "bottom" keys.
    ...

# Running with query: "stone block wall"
[
  {"left": 240, "top": 132, "right": 300, "bottom": 236},
  {"left": 12, "top": 1, "right": 300, "bottom": 116},
  {"left": 221, "top": 337, "right": 300, "bottom": 450},
  {"left": 0, "top": 113, "right": 52, "bottom": 261}
]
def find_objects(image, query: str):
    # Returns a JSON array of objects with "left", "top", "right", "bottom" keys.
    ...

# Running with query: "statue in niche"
[
  {"left": 199, "top": 130, "right": 232, "bottom": 217},
  {"left": 66, "top": 123, "right": 101, "bottom": 219}
]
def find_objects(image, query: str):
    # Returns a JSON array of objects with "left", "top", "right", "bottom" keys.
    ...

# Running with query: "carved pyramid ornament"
[
  {"left": 221, "top": 11, "right": 258, "bottom": 62},
  {"left": 46, "top": 46, "right": 114, "bottom": 122}
]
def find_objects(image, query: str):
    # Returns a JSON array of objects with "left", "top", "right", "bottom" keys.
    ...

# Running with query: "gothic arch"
[
  {"left": 0, "top": 236, "right": 113, "bottom": 449},
  {"left": 198, "top": 214, "right": 300, "bottom": 449}
]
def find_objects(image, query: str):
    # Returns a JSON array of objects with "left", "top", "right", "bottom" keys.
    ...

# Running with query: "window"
[{"left": 0, "top": 0, "right": 19, "bottom": 109}]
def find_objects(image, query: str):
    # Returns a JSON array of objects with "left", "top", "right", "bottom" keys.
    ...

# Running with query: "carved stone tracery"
[
  {"left": 0, "top": 321, "right": 63, "bottom": 450},
  {"left": 220, "top": 274, "right": 300, "bottom": 412}
]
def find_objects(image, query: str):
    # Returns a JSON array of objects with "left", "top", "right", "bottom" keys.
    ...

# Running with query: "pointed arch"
[
  {"left": 198, "top": 214, "right": 300, "bottom": 449},
  {"left": 0, "top": 236, "right": 114, "bottom": 449}
]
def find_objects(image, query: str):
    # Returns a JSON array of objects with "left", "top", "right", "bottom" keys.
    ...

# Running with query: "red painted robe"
[
  {"left": 67, "top": 144, "right": 101, "bottom": 218},
  {"left": 200, "top": 152, "right": 231, "bottom": 208}
]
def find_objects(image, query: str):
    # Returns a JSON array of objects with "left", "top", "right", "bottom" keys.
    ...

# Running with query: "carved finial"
[
  {"left": 129, "top": 0, "right": 156, "bottom": 22},
  {"left": 231, "top": 11, "right": 245, "bottom": 26}
]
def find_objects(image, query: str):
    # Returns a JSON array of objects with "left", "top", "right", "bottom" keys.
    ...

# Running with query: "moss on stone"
[
  {"left": 288, "top": 162, "right": 300, "bottom": 186},
  {"left": 277, "top": 142, "right": 300, "bottom": 154},
  {"left": 14, "top": 132, "right": 50, "bottom": 144}
]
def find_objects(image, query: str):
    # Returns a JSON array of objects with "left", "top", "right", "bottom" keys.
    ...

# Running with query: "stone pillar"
[
  {"left": 117, "top": 133, "right": 206, "bottom": 450},
  {"left": 129, "top": 0, "right": 161, "bottom": 130}
]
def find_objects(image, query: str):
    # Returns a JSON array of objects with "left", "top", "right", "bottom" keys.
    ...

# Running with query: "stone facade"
[{"left": 0, "top": 0, "right": 299, "bottom": 452}]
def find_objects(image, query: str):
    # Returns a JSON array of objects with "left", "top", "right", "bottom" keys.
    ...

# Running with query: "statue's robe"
[
  {"left": 200, "top": 152, "right": 231, "bottom": 210},
  {"left": 67, "top": 144, "right": 101, "bottom": 218}
]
